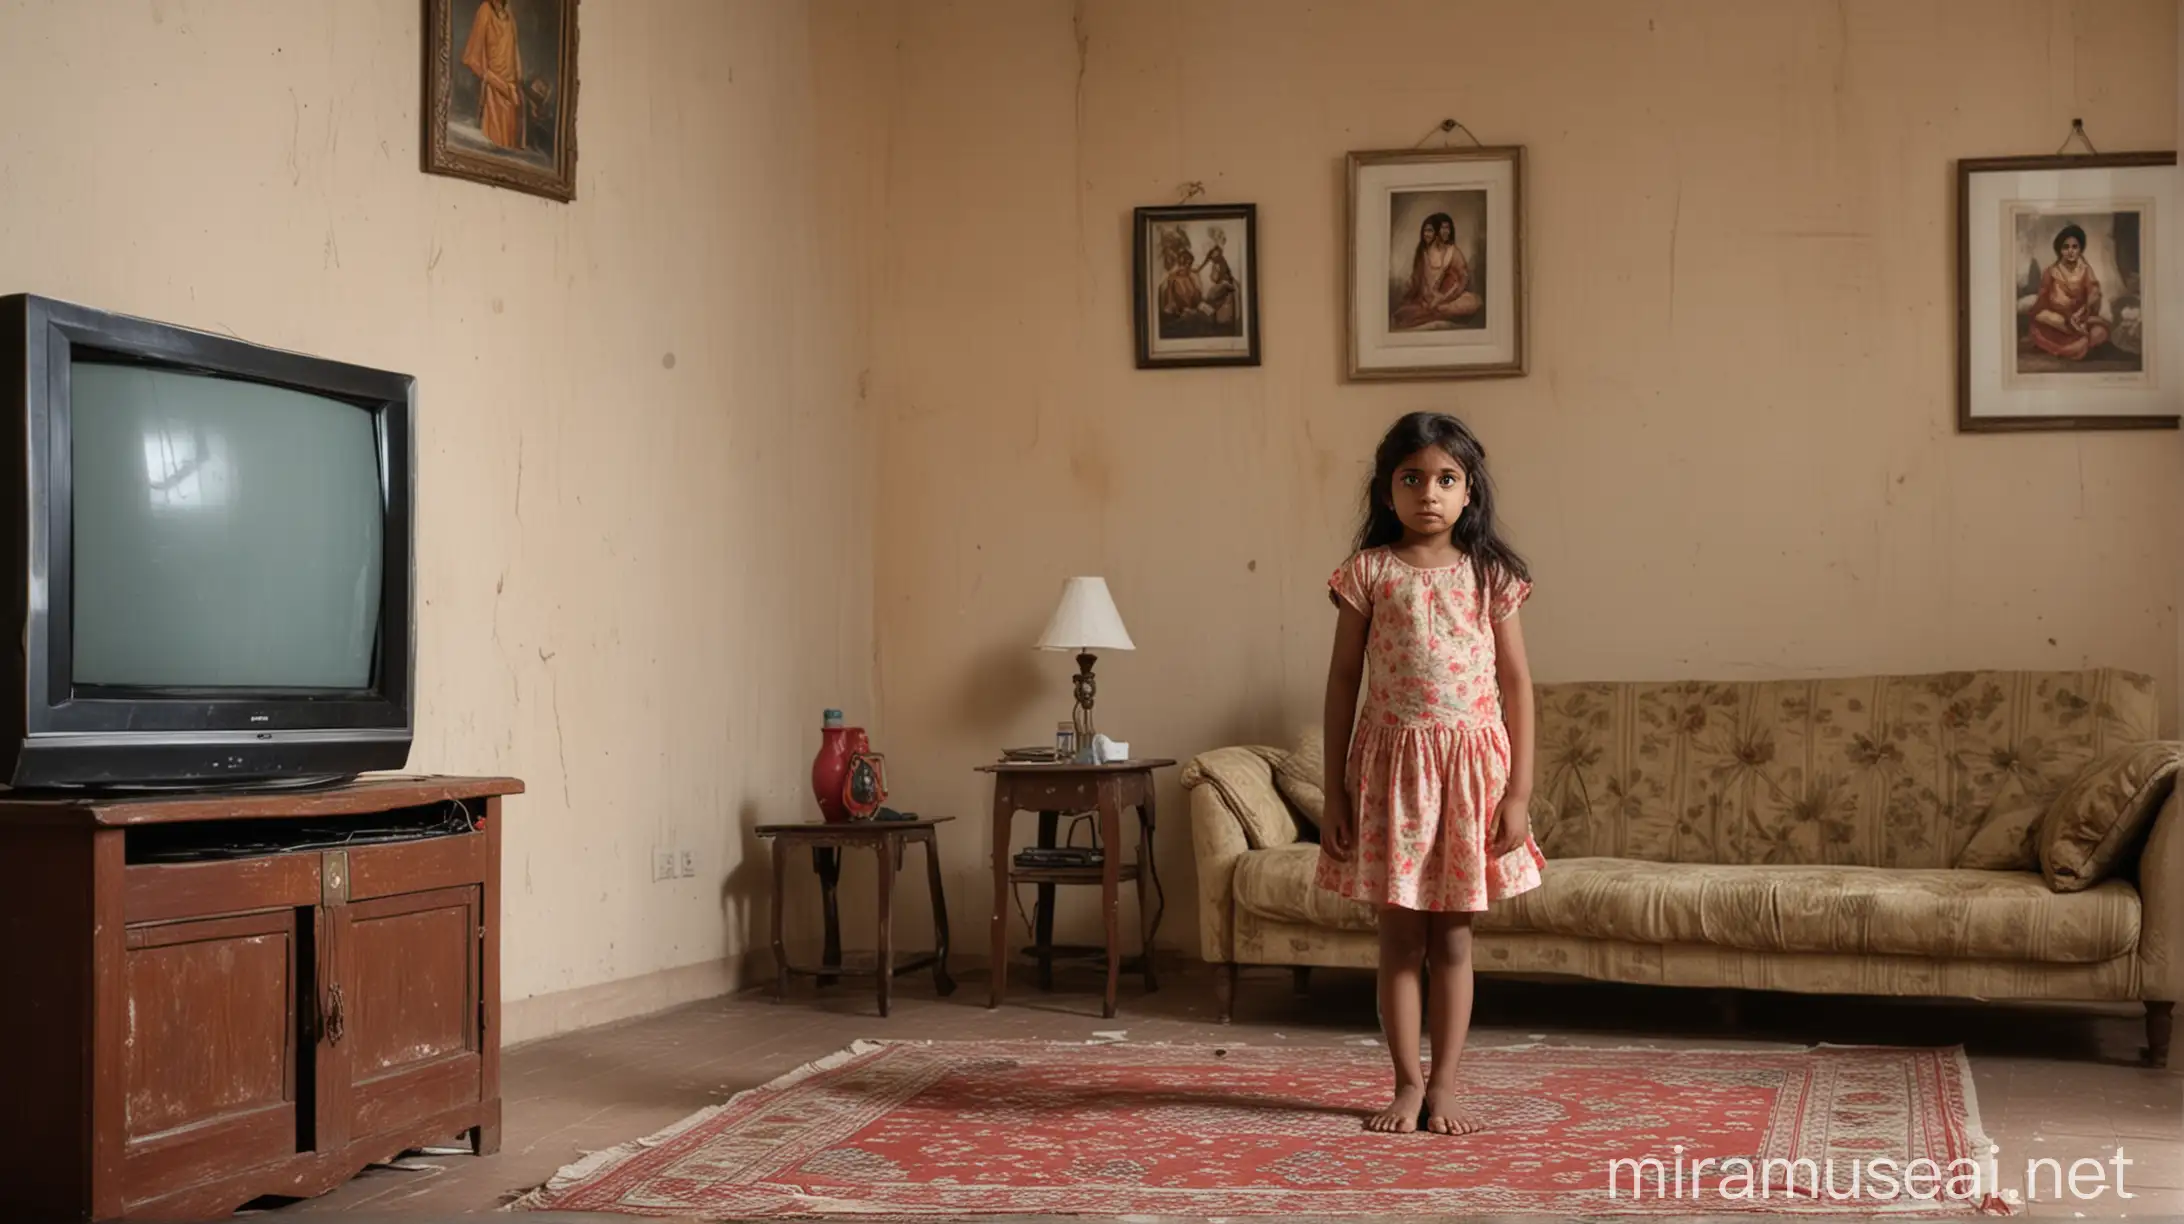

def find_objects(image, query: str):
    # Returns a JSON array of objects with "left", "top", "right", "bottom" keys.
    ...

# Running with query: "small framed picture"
[
  {"left": 424, "top": 0, "right": 581, "bottom": 203},
  {"left": 1346, "top": 146, "right": 1525, "bottom": 381},
  {"left": 1957, "top": 151, "right": 2178, "bottom": 431},
  {"left": 1132, "top": 204, "right": 1260, "bottom": 369}
]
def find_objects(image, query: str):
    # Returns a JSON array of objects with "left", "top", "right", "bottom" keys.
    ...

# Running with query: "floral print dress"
[{"left": 1313, "top": 547, "right": 1548, "bottom": 913}]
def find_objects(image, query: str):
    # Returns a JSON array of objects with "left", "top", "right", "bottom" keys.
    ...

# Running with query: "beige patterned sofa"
[{"left": 1184, "top": 669, "right": 2180, "bottom": 1066}]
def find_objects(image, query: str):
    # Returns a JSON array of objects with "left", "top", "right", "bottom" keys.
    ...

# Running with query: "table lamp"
[{"left": 1036, "top": 577, "right": 1134, "bottom": 762}]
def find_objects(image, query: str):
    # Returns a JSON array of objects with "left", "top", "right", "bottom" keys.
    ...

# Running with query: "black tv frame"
[{"left": 0, "top": 294, "right": 416, "bottom": 790}]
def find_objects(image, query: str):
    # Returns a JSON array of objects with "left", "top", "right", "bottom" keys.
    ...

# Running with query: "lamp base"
[{"left": 1071, "top": 651, "right": 1099, "bottom": 763}]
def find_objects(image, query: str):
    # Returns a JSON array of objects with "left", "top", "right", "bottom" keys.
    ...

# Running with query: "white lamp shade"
[{"left": 1036, "top": 577, "right": 1135, "bottom": 652}]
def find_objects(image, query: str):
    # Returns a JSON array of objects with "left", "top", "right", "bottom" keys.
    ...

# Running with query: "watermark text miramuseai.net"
[{"left": 1606, "top": 1144, "right": 2136, "bottom": 1205}]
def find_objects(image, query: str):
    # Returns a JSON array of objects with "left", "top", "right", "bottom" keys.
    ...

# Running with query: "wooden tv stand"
[{"left": 0, "top": 773, "right": 523, "bottom": 1222}]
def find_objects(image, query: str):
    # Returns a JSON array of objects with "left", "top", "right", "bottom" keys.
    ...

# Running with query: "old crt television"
[{"left": 0, "top": 294, "right": 415, "bottom": 790}]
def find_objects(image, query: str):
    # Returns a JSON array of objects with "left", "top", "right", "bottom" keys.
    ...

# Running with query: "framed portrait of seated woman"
[
  {"left": 1345, "top": 146, "right": 1526, "bottom": 381},
  {"left": 1957, "top": 151, "right": 2178, "bottom": 432}
]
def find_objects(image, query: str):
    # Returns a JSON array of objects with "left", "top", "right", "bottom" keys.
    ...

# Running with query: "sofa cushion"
[
  {"left": 1273, "top": 727, "right": 1326, "bottom": 828},
  {"left": 2039, "top": 741, "right": 2183, "bottom": 892},
  {"left": 1493, "top": 858, "right": 2139, "bottom": 964},
  {"left": 1954, "top": 771, "right": 2047, "bottom": 870},
  {"left": 1529, "top": 670, "right": 2159, "bottom": 871},
  {"left": 1234, "top": 845, "right": 1377, "bottom": 932},
  {"left": 1183, "top": 747, "right": 1306, "bottom": 850},
  {"left": 1230, "top": 847, "right": 2140, "bottom": 964}
]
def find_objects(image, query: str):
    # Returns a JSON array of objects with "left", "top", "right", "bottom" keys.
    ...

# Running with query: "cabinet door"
[
  {"left": 328, "top": 884, "right": 483, "bottom": 1142},
  {"left": 121, "top": 910, "right": 304, "bottom": 1196}
]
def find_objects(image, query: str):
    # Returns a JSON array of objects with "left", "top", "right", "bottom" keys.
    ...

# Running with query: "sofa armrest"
[
  {"left": 1181, "top": 747, "right": 1289, "bottom": 964},
  {"left": 2139, "top": 787, "right": 2182, "bottom": 1002}
]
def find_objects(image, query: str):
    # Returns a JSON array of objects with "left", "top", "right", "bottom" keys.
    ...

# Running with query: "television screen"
[{"left": 68, "top": 360, "right": 385, "bottom": 692}]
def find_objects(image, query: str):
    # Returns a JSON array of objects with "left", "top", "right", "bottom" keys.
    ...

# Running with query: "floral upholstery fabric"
[
  {"left": 1271, "top": 726, "right": 1326, "bottom": 827},
  {"left": 1237, "top": 845, "right": 1378, "bottom": 933},
  {"left": 2038, "top": 741, "right": 2183, "bottom": 892},
  {"left": 1185, "top": 668, "right": 2179, "bottom": 1006},
  {"left": 1528, "top": 669, "right": 2157, "bottom": 869},
  {"left": 1233, "top": 844, "right": 2139, "bottom": 964},
  {"left": 1182, "top": 747, "right": 1304, "bottom": 852},
  {"left": 1494, "top": 858, "right": 2140, "bottom": 963},
  {"left": 1226, "top": 909, "right": 2141, "bottom": 1002}
]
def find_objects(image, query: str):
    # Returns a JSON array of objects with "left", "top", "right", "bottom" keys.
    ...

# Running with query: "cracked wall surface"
[
  {"left": 0, "top": 0, "right": 891, "bottom": 1028},
  {"left": 862, "top": 0, "right": 2184, "bottom": 961}
]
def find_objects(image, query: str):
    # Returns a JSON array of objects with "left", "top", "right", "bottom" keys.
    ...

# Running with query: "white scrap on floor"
[{"left": 369, "top": 1157, "right": 442, "bottom": 1173}]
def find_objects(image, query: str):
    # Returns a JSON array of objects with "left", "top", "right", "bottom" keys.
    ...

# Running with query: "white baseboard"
[{"left": 500, "top": 949, "right": 766, "bottom": 1048}]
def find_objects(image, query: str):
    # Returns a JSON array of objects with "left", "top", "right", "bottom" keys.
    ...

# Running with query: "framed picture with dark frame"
[
  {"left": 424, "top": 0, "right": 581, "bottom": 203},
  {"left": 1957, "top": 150, "right": 2178, "bottom": 432},
  {"left": 1346, "top": 146, "right": 1526, "bottom": 381},
  {"left": 1132, "top": 203, "right": 1260, "bottom": 369}
]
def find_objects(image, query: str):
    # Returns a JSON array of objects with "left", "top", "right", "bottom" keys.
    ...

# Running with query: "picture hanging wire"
[
  {"left": 1176, "top": 181, "right": 1205, "bottom": 204},
  {"left": 1414, "top": 117, "right": 1484, "bottom": 149},
  {"left": 2056, "top": 118, "right": 2100, "bottom": 155}
]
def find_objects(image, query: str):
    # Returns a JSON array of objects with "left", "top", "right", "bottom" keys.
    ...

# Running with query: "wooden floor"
[{"left": 260, "top": 963, "right": 2181, "bottom": 1220}]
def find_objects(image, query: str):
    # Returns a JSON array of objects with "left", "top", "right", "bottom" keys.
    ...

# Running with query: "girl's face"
[
  {"left": 1388, "top": 445, "right": 1469, "bottom": 539},
  {"left": 2060, "top": 236, "right": 2083, "bottom": 266}
]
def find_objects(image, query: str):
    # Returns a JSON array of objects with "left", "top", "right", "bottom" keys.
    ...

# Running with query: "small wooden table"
[
  {"left": 979, "top": 759, "right": 1175, "bottom": 1018},
  {"left": 758, "top": 817, "right": 955, "bottom": 1017}
]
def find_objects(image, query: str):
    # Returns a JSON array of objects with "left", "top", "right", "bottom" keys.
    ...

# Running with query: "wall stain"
[{"left": 1069, "top": 429, "right": 1115, "bottom": 505}]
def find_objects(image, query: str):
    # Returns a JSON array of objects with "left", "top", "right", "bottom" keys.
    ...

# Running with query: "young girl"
[{"left": 1315, "top": 410, "right": 1546, "bottom": 1137}]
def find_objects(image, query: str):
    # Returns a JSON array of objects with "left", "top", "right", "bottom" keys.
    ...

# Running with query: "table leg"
[
  {"left": 815, "top": 847, "right": 843, "bottom": 987},
  {"left": 876, "top": 837, "right": 895, "bottom": 1018},
  {"left": 1098, "top": 779, "right": 1122, "bottom": 1020},
  {"left": 924, "top": 831, "right": 955, "bottom": 996},
  {"left": 1137, "top": 800, "right": 1159, "bottom": 993},
  {"left": 770, "top": 837, "right": 788, "bottom": 1003},
  {"left": 989, "top": 787, "right": 1014, "bottom": 1008},
  {"left": 1034, "top": 810, "right": 1058, "bottom": 991}
]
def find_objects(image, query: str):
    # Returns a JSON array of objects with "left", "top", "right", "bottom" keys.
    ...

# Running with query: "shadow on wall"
[{"left": 721, "top": 800, "right": 769, "bottom": 961}]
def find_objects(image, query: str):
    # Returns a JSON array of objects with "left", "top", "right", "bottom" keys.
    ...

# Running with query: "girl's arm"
[
  {"left": 1321, "top": 602, "right": 1370, "bottom": 859},
  {"left": 1491, "top": 608, "right": 1535, "bottom": 853}
]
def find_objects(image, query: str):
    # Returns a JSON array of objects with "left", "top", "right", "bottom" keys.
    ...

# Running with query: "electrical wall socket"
[
  {"left": 677, "top": 849, "right": 696, "bottom": 877},
  {"left": 652, "top": 849, "right": 677, "bottom": 881}
]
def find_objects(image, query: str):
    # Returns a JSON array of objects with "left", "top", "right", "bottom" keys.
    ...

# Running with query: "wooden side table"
[
  {"left": 978, "top": 760, "right": 1175, "bottom": 1018},
  {"left": 757, "top": 817, "right": 955, "bottom": 1017}
]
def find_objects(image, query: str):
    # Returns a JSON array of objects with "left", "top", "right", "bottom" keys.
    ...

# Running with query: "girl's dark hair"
[
  {"left": 1354, "top": 411, "right": 1530, "bottom": 601},
  {"left": 2054, "top": 224, "right": 2088, "bottom": 254}
]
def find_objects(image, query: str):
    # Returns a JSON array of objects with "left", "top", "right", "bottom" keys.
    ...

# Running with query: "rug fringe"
[
  {"left": 504, "top": 1040, "right": 879, "bottom": 1213},
  {"left": 1946, "top": 1044, "right": 2021, "bottom": 1217}
]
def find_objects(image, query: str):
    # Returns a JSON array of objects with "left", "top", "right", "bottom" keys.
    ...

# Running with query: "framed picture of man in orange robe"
[{"left": 424, "top": 0, "right": 579, "bottom": 202}]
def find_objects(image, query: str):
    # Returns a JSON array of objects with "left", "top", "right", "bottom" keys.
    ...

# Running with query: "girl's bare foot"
[
  {"left": 1423, "top": 1085, "right": 1486, "bottom": 1135},
  {"left": 1366, "top": 1083, "right": 1426, "bottom": 1133}
]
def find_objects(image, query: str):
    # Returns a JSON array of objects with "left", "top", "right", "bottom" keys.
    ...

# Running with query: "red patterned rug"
[{"left": 510, "top": 1039, "right": 2014, "bottom": 1218}]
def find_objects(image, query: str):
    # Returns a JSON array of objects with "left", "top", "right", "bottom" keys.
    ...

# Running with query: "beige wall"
[
  {"left": 0, "top": 0, "right": 884, "bottom": 1037},
  {"left": 6, "top": 0, "right": 2175, "bottom": 1024},
  {"left": 868, "top": 0, "right": 2184, "bottom": 962}
]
